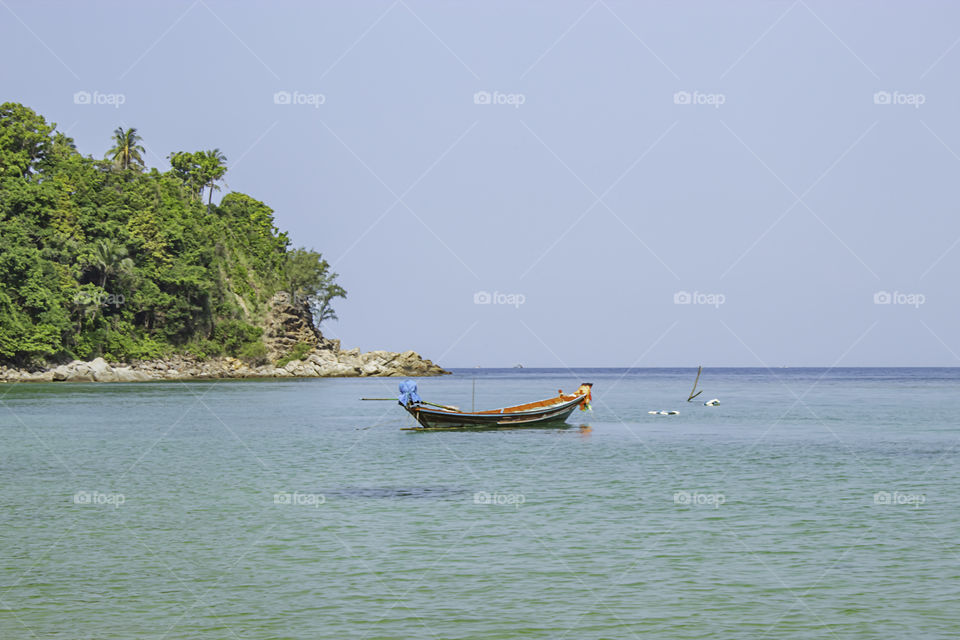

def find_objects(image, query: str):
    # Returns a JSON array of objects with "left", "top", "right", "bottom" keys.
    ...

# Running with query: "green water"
[{"left": 1, "top": 368, "right": 958, "bottom": 638}]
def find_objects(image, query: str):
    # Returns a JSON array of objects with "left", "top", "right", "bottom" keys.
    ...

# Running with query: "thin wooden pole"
[{"left": 687, "top": 366, "right": 703, "bottom": 402}]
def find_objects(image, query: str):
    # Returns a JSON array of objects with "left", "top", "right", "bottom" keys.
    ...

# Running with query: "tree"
[
  {"left": 284, "top": 248, "right": 346, "bottom": 326},
  {"left": 106, "top": 127, "right": 145, "bottom": 171},
  {"left": 88, "top": 239, "right": 134, "bottom": 289},
  {"left": 199, "top": 149, "right": 227, "bottom": 205},
  {"left": 0, "top": 102, "right": 55, "bottom": 178},
  {"left": 168, "top": 149, "right": 227, "bottom": 204},
  {"left": 168, "top": 151, "right": 203, "bottom": 200}
]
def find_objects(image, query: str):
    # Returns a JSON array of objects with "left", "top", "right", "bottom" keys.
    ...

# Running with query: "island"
[{"left": 0, "top": 103, "right": 447, "bottom": 382}]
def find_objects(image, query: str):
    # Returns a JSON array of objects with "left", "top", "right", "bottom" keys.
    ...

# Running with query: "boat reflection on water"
[{"left": 578, "top": 424, "right": 592, "bottom": 438}]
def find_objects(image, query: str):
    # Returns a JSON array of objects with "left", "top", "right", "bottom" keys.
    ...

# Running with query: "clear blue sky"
[{"left": 3, "top": 1, "right": 959, "bottom": 367}]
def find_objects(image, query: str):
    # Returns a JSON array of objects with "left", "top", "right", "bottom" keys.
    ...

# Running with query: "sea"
[{"left": 1, "top": 368, "right": 958, "bottom": 639}]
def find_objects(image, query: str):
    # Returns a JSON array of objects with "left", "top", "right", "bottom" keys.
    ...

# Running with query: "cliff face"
[{"left": 262, "top": 294, "right": 339, "bottom": 361}]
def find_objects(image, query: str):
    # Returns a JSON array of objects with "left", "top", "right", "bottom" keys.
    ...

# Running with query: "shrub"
[
  {"left": 239, "top": 340, "right": 268, "bottom": 366},
  {"left": 276, "top": 341, "right": 312, "bottom": 368}
]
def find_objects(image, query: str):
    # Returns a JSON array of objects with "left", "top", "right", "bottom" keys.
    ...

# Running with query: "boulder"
[
  {"left": 114, "top": 368, "right": 152, "bottom": 382},
  {"left": 65, "top": 363, "right": 95, "bottom": 382},
  {"left": 307, "top": 351, "right": 337, "bottom": 365},
  {"left": 51, "top": 364, "right": 71, "bottom": 381}
]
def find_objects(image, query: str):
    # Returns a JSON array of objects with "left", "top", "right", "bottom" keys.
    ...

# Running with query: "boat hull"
[{"left": 404, "top": 395, "right": 585, "bottom": 430}]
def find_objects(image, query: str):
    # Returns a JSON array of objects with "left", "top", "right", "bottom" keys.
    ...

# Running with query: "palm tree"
[
  {"left": 201, "top": 149, "right": 227, "bottom": 205},
  {"left": 90, "top": 239, "right": 134, "bottom": 289},
  {"left": 106, "top": 127, "right": 145, "bottom": 171}
]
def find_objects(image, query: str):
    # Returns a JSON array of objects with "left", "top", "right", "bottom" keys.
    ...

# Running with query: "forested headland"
[{"left": 0, "top": 102, "right": 345, "bottom": 368}]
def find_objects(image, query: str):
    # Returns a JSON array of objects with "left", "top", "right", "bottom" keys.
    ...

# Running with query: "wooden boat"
[{"left": 401, "top": 383, "right": 593, "bottom": 430}]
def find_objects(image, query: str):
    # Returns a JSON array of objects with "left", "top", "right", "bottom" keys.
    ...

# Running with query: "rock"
[
  {"left": 323, "top": 362, "right": 360, "bottom": 377},
  {"left": 293, "top": 363, "right": 317, "bottom": 377},
  {"left": 307, "top": 351, "right": 337, "bottom": 365},
  {"left": 114, "top": 368, "right": 152, "bottom": 382},
  {"left": 262, "top": 293, "right": 337, "bottom": 362}
]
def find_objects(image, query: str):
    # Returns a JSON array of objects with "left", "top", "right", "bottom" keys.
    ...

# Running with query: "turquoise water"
[{"left": 1, "top": 368, "right": 959, "bottom": 638}]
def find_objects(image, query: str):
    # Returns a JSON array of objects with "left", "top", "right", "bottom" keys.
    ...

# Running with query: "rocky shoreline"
[
  {"left": 0, "top": 348, "right": 448, "bottom": 383},
  {"left": 0, "top": 295, "right": 448, "bottom": 383}
]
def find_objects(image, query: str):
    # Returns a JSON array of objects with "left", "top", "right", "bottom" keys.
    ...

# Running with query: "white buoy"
[
  {"left": 648, "top": 411, "right": 659, "bottom": 414},
  {"left": 704, "top": 398, "right": 720, "bottom": 406}
]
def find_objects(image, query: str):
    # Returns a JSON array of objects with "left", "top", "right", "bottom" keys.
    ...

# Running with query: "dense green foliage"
[{"left": 0, "top": 103, "right": 345, "bottom": 366}]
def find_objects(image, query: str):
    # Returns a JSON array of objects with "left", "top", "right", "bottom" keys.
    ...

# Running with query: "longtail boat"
[{"left": 398, "top": 381, "right": 593, "bottom": 430}]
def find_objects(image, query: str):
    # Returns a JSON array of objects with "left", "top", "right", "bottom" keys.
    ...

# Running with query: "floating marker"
[{"left": 704, "top": 398, "right": 720, "bottom": 406}]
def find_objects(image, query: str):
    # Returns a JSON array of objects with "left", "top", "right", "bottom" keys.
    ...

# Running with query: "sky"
[{"left": 3, "top": 0, "right": 960, "bottom": 367}]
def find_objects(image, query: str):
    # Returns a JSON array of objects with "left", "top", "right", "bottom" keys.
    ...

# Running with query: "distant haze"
[{"left": 3, "top": 1, "right": 959, "bottom": 367}]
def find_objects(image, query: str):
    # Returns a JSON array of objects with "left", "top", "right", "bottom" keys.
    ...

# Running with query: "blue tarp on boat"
[{"left": 398, "top": 380, "right": 421, "bottom": 406}]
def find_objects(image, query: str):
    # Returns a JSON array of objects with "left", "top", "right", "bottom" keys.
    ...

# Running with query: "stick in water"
[{"left": 687, "top": 366, "right": 703, "bottom": 402}]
